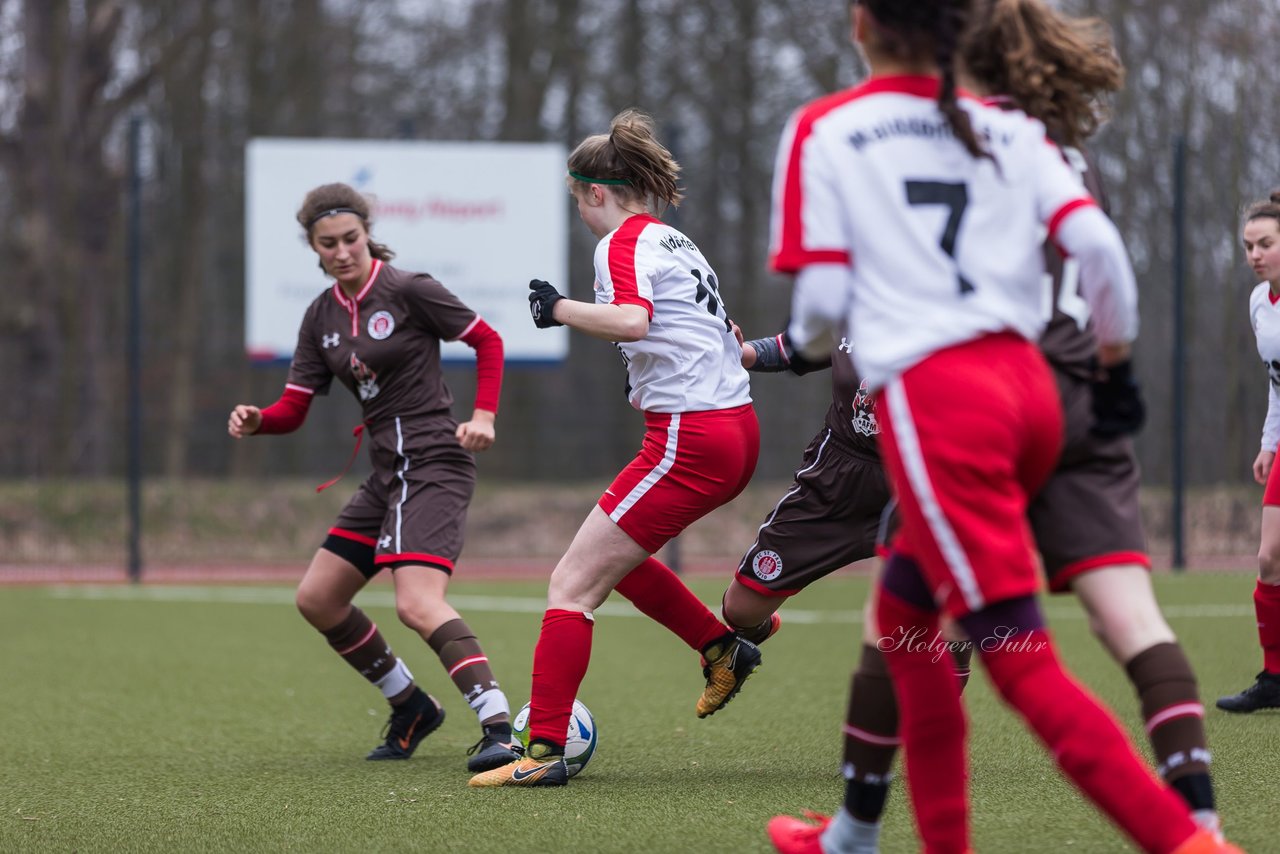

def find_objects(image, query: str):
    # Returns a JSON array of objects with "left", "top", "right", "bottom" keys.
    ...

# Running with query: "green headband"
[{"left": 569, "top": 170, "right": 631, "bottom": 186}]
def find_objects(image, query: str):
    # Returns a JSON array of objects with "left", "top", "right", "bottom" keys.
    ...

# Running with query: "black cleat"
[
  {"left": 466, "top": 728, "right": 523, "bottom": 772},
  {"left": 366, "top": 689, "right": 445, "bottom": 760},
  {"left": 1216, "top": 671, "right": 1280, "bottom": 713}
]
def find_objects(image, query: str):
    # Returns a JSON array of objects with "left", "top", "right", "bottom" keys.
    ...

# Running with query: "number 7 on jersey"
[{"left": 905, "top": 180, "right": 974, "bottom": 295}]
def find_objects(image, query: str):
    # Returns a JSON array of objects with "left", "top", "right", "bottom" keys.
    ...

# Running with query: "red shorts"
[
  {"left": 599, "top": 403, "right": 760, "bottom": 554},
  {"left": 876, "top": 333, "right": 1063, "bottom": 618},
  {"left": 1265, "top": 442, "right": 1280, "bottom": 506}
]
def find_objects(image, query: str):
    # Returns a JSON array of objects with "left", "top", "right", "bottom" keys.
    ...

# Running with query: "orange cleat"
[
  {"left": 766, "top": 811, "right": 831, "bottom": 854},
  {"left": 1170, "top": 827, "right": 1246, "bottom": 854}
]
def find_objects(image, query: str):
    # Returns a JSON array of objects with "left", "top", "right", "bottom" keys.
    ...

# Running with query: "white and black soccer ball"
[{"left": 511, "top": 699, "right": 598, "bottom": 778}]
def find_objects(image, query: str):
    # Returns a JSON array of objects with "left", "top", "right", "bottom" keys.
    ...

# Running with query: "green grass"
[{"left": 1, "top": 573, "right": 1274, "bottom": 852}]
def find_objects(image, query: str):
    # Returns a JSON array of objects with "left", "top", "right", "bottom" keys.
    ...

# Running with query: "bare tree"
[{"left": 0, "top": 0, "right": 196, "bottom": 475}]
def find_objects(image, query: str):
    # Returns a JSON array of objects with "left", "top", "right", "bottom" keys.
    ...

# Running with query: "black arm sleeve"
[
  {"left": 745, "top": 332, "right": 832, "bottom": 376},
  {"left": 745, "top": 335, "right": 790, "bottom": 372}
]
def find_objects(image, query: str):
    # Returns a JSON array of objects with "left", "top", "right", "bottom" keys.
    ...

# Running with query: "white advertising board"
[{"left": 245, "top": 138, "right": 569, "bottom": 363}]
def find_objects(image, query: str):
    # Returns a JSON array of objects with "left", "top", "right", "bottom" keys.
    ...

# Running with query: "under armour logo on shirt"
[
  {"left": 378, "top": 535, "right": 392, "bottom": 549},
  {"left": 322, "top": 333, "right": 340, "bottom": 349}
]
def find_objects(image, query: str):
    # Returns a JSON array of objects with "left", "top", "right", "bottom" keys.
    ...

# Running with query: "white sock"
[
  {"left": 470, "top": 687, "right": 510, "bottom": 723},
  {"left": 374, "top": 659, "right": 413, "bottom": 700},
  {"left": 1192, "top": 809, "right": 1222, "bottom": 839},
  {"left": 820, "top": 807, "right": 881, "bottom": 854}
]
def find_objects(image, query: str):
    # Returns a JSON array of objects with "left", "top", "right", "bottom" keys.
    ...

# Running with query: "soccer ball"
[{"left": 511, "top": 699, "right": 598, "bottom": 778}]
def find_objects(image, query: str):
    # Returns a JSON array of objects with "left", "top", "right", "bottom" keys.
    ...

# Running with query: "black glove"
[
  {"left": 528, "top": 279, "right": 565, "bottom": 328},
  {"left": 780, "top": 330, "right": 833, "bottom": 376},
  {"left": 1090, "top": 359, "right": 1146, "bottom": 437}
]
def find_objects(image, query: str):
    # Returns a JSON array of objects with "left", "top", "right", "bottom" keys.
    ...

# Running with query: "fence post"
[
  {"left": 1171, "top": 134, "right": 1187, "bottom": 572},
  {"left": 126, "top": 112, "right": 144, "bottom": 583}
]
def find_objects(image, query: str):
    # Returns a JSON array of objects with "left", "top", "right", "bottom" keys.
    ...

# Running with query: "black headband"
[{"left": 306, "top": 207, "right": 364, "bottom": 228}]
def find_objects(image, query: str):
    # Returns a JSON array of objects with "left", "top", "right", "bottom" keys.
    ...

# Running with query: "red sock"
[
  {"left": 528, "top": 609, "right": 594, "bottom": 749},
  {"left": 614, "top": 557, "right": 727, "bottom": 652},
  {"left": 1255, "top": 580, "right": 1280, "bottom": 673},
  {"left": 877, "top": 588, "right": 968, "bottom": 854},
  {"left": 980, "top": 630, "right": 1197, "bottom": 854}
]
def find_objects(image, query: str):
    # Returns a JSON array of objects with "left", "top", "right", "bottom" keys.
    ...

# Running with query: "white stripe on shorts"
[
  {"left": 885, "top": 378, "right": 983, "bottom": 611},
  {"left": 609, "top": 413, "right": 681, "bottom": 524},
  {"left": 392, "top": 416, "right": 410, "bottom": 553}
]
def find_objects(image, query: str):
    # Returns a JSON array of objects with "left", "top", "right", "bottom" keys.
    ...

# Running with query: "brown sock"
[
  {"left": 842, "top": 644, "right": 900, "bottom": 822},
  {"left": 427, "top": 619, "right": 509, "bottom": 726},
  {"left": 727, "top": 614, "right": 776, "bottom": 646},
  {"left": 950, "top": 639, "right": 973, "bottom": 691},
  {"left": 320, "top": 606, "right": 415, "bottom": 704},
  {"left": 1125, "top": 641, "right": 1215, "bottom": 811}
]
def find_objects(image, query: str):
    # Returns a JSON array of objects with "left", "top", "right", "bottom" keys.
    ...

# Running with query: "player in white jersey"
[
  {"left": 587, "top": 208, "right": 752, "bottom": 412},
  {"left": 470, "top": 109, "right": 762, "bottom": 789},
  {"left": 773, "top": 3, "right": 1223, "bottom": 851},
  {"left": 764, "top": 2, "right": 1235, "bottom": 854},
  {"left": 1218, "top": 190, "right": 1280, "bottom": 713}
]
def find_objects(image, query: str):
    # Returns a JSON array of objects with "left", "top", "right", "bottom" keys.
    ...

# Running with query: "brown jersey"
[
  {"left": 825, "top": 341, "right": 882, "bottom": 459},
  {"left": 1026, "top": 141, "right": 1148, "bottom": 584},
  {"left": 1037, "top": 144, "right": 1108, "bottom": 380},
  {"left": 286, "top": 260, "right": 477, "bottom": 424}
]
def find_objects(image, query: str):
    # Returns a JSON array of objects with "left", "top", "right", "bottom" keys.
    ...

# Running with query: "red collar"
[{"left": 332, "top": 259, "right": 384, "bottom": 311}]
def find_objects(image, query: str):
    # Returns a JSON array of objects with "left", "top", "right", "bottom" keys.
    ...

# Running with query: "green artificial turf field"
[{"left": 2, "top": 572, "right": 1275, "bottom": 853}]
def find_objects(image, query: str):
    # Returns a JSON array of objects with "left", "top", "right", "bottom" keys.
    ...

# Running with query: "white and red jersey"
[
  {"left": 1249, "top": 281, "right": 1280, "bottom": 450},
  {"left": 769, "top": 75, "right": 1123, "bottom": 390},
  {"left": 593, "top": 214, "right": 752, "bottom": 413}
]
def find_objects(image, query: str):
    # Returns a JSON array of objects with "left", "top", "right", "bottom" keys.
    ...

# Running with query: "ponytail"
[{"left": 567, "top": 108, "right": 684, "bottom": 213}]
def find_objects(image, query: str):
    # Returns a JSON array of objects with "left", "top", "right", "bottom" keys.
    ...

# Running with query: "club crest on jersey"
[
  {"left": 350, "top": 353, "right": 380, "bottom": 401},
  {"left": 322, "top": 332, "right": 340, "bottom": 349},
  {"left": 367, "top": 310, "right": 395, "bottom": 340},
  {"left": 851, "top": 379, "right": 880, "bottom": 437},
  {"left": 752, "top": 550, "right": 783, "bottom": 582}
]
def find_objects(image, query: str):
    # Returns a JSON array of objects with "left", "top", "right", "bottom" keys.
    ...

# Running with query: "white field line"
[{"left": 46, "top": 585, "right": 1252, "bottom": 623}]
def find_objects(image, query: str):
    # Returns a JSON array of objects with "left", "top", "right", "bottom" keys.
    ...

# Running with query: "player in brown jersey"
[
  {"left": 970, "top": 0, "right": 1218, "bottom": 837},
  {"left": 768, "top": 3, "right": 1226, "bottom": 852},
  {"left": 227, "top": 183, "right": 520, "bottom": 772}
]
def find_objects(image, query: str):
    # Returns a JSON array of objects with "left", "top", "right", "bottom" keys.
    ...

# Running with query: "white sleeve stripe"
[{"left": 453, "top": 316, "right": 482, "bottom": 341}]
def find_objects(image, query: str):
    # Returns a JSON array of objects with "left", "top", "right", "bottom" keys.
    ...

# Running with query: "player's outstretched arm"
[{"left": 228, "top": 404, "right": 262, "bottom": 438}]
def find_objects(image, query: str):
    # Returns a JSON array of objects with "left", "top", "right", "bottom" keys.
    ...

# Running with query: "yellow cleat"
[
  {"left": 468, "top": 755, "right": 568, "bottom": 788},
  {"left": 697, "top": 635, "right": 762, "bottom": 718}
]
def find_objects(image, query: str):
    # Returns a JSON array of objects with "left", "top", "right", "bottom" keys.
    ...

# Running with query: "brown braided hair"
[
  {"left": 962, "top": 0, "right": 1123, "bottom": 148},
  {"left": 861, "top": 0, "right": 989, "bottom": 162},
  {"left": 567, "top": 108, "right": 684, "bottom": 213},
  {"left": 295, "top": 183, "right": 395, "bottom": 262}
]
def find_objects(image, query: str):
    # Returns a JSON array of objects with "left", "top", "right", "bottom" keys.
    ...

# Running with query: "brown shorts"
[
  {"left": 735, "top": 427, "right": 892, "bottom": 597},
  {"left": 1031, "top": 372, "right": 1149, "bottom": 592},
  {"left": 329, "top": 413, "right": 475, "bottom": 577}
]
